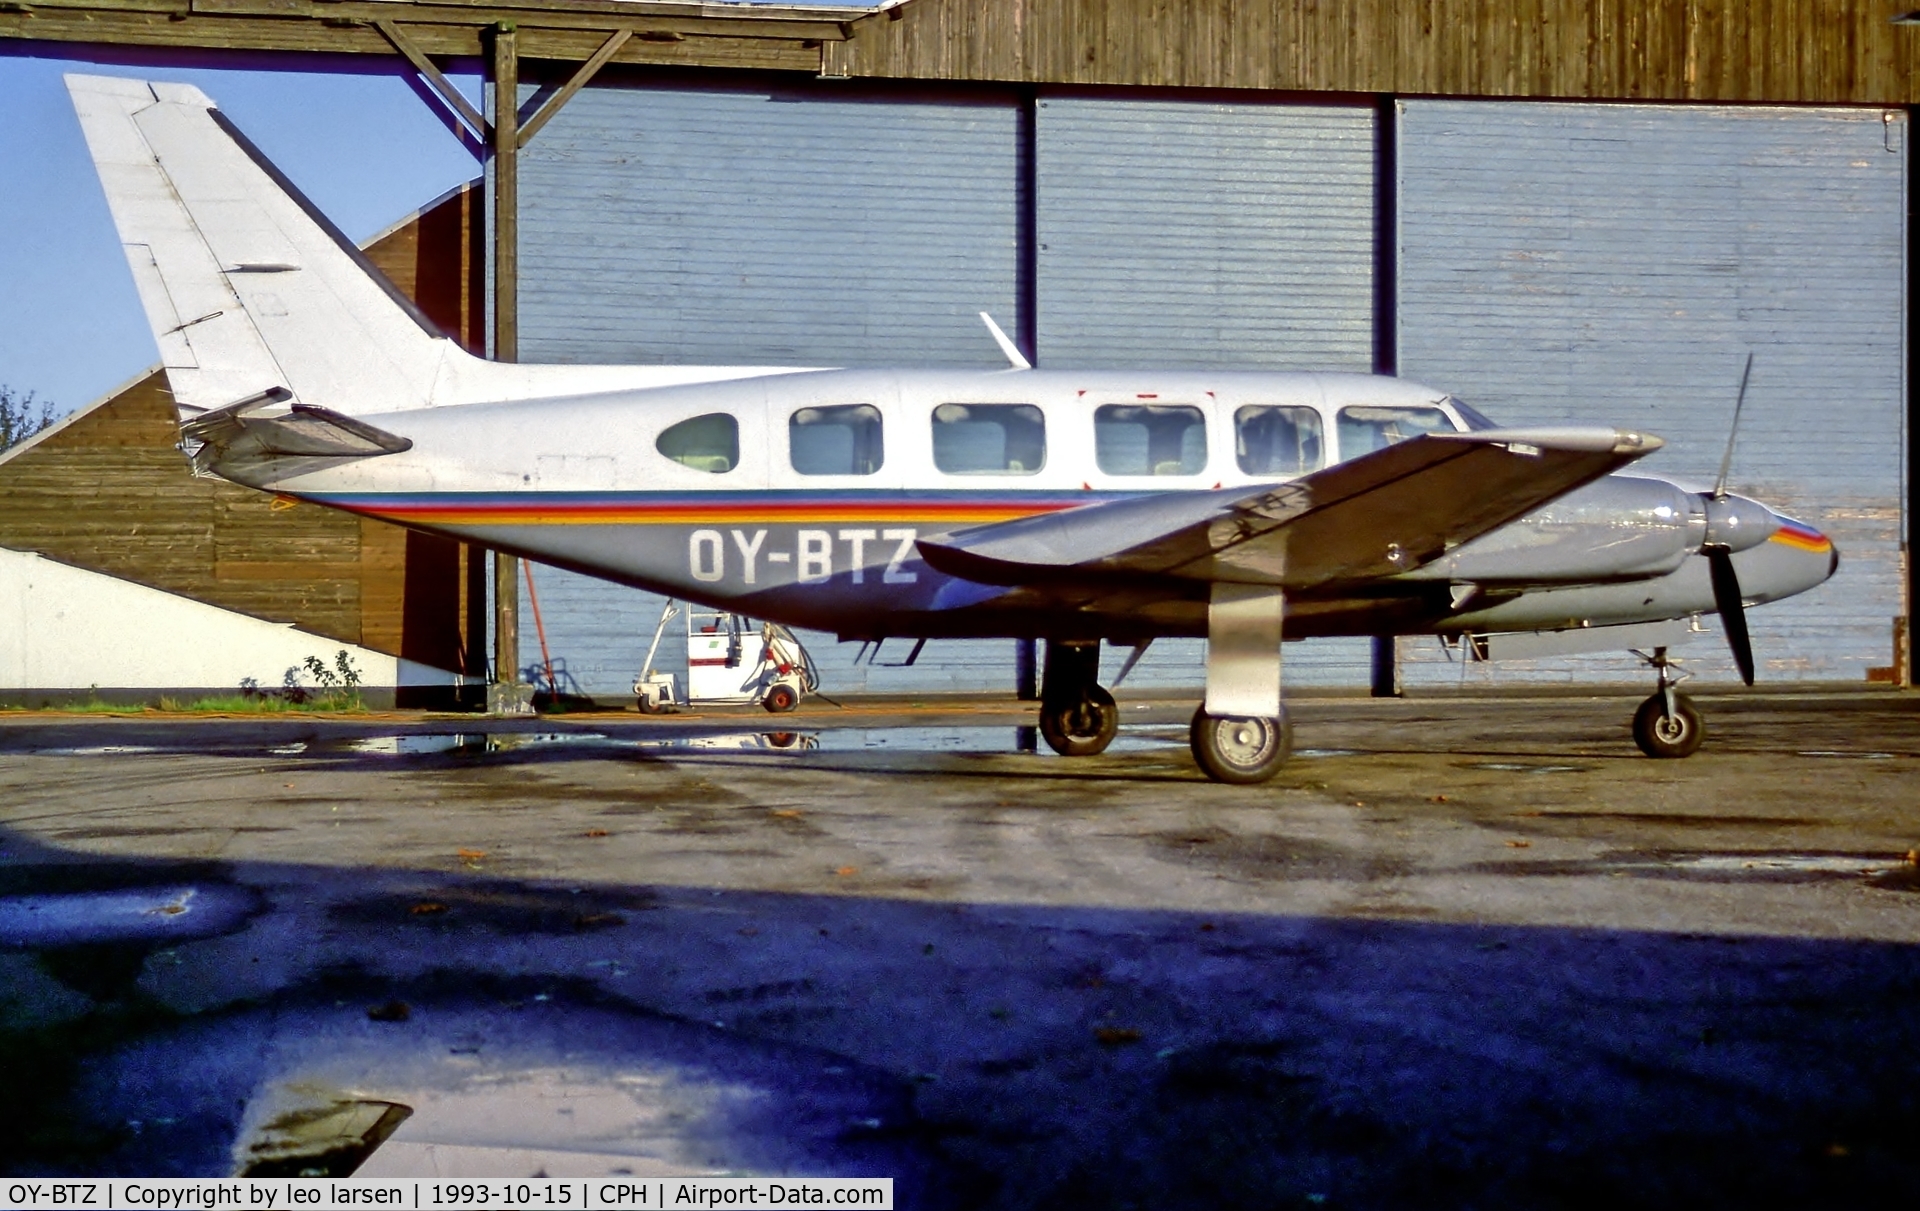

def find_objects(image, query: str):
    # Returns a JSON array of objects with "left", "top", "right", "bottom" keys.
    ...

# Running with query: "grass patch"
[
  {"left": 169, "top": 693, "right": 367, "bottom": 714},
  {"left": 11, "top": 652, "right": 372, "bottom": 714},
  {"left": 43, "top": 698, "right": 144, "bottom": 714}
]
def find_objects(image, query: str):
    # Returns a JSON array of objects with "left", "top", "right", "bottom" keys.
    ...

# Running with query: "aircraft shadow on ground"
[{"left": 2, "top": 822, "right": 1919, "bottom": 1208}]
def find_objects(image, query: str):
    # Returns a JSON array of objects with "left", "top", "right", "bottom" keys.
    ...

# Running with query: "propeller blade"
[
  {"left": 1707, "top": 548, "right": 1755, "bottom": 685},
  {"left": 1712, "top": 351, "right": 1754, "bottom": 500}
]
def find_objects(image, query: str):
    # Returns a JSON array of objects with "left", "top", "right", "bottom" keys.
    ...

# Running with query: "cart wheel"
[{"left": 763, "top": 683, "right": 801, "bottom": 713}]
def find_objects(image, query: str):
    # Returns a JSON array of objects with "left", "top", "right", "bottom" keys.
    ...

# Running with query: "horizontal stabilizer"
[
  {"left": 183, "top": 400, "right": 413, "bottom": 482},
  {"left": 919, "top": 427, "right": 1662, "bottom": 590}
]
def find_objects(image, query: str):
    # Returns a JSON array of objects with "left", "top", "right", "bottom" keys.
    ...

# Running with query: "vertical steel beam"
[
  {"left": 1013, "top": 89, "right": 1041, "bottom": 701},
  {"left": 1370, "top": 93, "right": 1404, "bottom": 699},
  {"left": 488, "top": 22, "right": 530, "bottom": 713},
  {"left": 1014, "top": 638, "right": 1039, "bottom": 701},
  {"left": 1906, "top": 105, "right": 1916, "bottom": 688}
]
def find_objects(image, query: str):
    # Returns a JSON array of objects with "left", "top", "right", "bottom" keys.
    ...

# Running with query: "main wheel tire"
[
  {"left": 1038, "top": 685, "right": 1119, "bottom": 756},
  {"left": 1189, "top": 707, "right": 1292, "bottom": 784},
  {"left": 1632, "top": 692, "right": 1704, "bottom": 758},
  {"left": 762, "top": 683, "right": 800, "bottom": 714}
]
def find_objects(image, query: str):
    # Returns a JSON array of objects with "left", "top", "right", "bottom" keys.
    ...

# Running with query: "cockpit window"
[
  {"left": 1234, "top": 405, "right": 1323, "bottom": 476},
  {"left": 790, "top": 404, "right": 883, "bottom": 475},
  {"left": 932, "top": 403, "right": 1046, "bottom": 475},
  {"left": 1336, "top": 405, "right": 1457, "bottom": 456},
  {"left": 1095, "top": 404, "right": 1207, "bottom": 476},
  {"left": 656, "top": 412, "right": 738, "bottom": 474}
]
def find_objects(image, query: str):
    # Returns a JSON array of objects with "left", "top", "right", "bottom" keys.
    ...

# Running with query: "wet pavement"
[{"left": 2, "top": 689, "right": 1918, "bottom": 1207}]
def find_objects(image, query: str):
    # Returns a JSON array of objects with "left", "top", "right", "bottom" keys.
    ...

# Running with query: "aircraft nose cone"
[{"left": 1752, "top": 513, "right": 1839, "bottom": 598}]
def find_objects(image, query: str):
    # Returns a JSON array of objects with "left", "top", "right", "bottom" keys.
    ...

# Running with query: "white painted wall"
[{"left": 0, "top": 545, "right": 457, "bottom": 691}]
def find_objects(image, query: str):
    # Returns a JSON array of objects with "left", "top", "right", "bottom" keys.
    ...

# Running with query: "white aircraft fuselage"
[
  {"left": 63, "top": 72, "right": 1839, "bottom": 780},
  {"left": 244, "top": 367, "right": 1834, "bottom": 647}
]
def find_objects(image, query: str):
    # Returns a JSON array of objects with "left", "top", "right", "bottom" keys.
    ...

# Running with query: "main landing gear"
[
  {"left": 1037, "top": 641, "right": 1120, "bottom": 757},
  {"left": 1632, "top": 646, "right": 1704, "bottom": 758},
  {"left": 1035, "top": 583, "right": 1294, "bottom": 785}
]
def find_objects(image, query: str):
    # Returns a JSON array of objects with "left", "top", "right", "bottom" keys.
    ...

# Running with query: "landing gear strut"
[
  {"left": 1037, "top": 640, "right": 1119, "bottom": 757},
  {"left": 1632, "top": 646, "right": 1704, "bottom": 758}
]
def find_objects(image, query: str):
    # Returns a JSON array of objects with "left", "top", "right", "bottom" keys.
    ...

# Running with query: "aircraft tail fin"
[{"left": 66, "top": 74, "right": 459, "bottom": 421}]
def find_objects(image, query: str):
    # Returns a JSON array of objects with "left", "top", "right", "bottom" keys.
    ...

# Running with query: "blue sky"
[{"left": 0, "top": 52, "right": 486, "bottom": 417}]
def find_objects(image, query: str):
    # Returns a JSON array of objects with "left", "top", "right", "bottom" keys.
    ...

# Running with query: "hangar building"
[{"left": 2, "top": 0, "right": 1912, "bottom": 700}]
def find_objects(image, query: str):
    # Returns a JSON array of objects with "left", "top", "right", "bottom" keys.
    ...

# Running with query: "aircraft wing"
[{"left": 917, "top": 427, "right": 1663, "bottom": 590}]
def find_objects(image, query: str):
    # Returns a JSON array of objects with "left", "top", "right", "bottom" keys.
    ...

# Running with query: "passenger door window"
[
  {"left": 790, "top": 405, "right": 883, "bottom": 475},
  {"left": 932, "top": 404, "right": 1046, "bottom": 475},
  {"left": 1095, "top": 405, "right": 1207, "bottom": 476},
  {"left": 1234, "top": 405, "right": 1323, "bottom": 476}
]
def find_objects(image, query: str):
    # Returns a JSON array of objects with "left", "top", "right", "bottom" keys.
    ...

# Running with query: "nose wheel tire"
[
  {"left": 1038, "top": 685, "right": 1119, "bottom": 756},
  {"left": 1632, "top": 693, "right": 1704, "bottom": 758},
  {"left": 1190, "top": 707, "right": 1292, "bottom": 784}
]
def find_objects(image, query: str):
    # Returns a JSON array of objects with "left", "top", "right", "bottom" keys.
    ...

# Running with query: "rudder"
[{"left": 67, "top": 74, "right": 458, "bottom": 420}]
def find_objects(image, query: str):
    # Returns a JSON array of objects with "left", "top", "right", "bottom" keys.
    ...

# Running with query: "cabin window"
[
  {"left": 1235, "top": 405, "right": 1323, "bottom": 476},
  {"left": 655, "top": 412, "right": 739, "bottom": 474},
  {"left": 931, "top": 403, "right": 1046, "bottom": 475},
  {"left": 1336, "top": 405, "right": 1456, "bottom": 456},
  {"left": 790, "top": 405, "right": 883, "bottom": 475},
  {"left": 1095, "top": 404, "right": 1207, "bottom": 476}
]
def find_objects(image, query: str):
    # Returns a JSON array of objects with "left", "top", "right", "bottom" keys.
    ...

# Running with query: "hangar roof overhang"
[
  {"left": 0, "top": 0, "right": 911, "bottom": 76},
  {"left": 8, "top": 1, "right": 1920, "bottom": 105}
]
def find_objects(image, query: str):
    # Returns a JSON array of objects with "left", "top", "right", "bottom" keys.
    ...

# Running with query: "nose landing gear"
[{"left": 1632, "top": 646, "right": 1705, "bottom": 758}]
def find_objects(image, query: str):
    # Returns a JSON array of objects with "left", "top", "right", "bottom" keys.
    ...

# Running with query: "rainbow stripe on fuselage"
[
  {"left": 1768, "top": 518, "right": 1832, "bottom": 553},
  {"left": 301, "top": 488, "right": 1122, "bottom": 530}
]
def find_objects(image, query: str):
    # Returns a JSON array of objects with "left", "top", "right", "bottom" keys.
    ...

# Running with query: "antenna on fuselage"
[{"left": 979, "top": 312, "right": 1032, "bottom": 371}]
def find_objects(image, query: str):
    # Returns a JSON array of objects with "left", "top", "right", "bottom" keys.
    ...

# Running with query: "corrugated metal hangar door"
[
  {"left": 497, "top": 83, "right": 1905, "bottom": 699},
  {"left": 1034, "top": 98, "right": 1376, "bottom": 371},
  {"left": 508, "top": 86, "right": 1385, "bottom": 696},
  {"left": 1398, "top": 102, "right": 1907, "bottom": 685},
  {"left": 517, "top": 80, "right": 1023, "bottom": 368},
  {"left": 1033, "top": 95, "right": 1382, "bottom": 689},
  {"left": 510, "top": 78, "right": 1027, "bottom": 695}
]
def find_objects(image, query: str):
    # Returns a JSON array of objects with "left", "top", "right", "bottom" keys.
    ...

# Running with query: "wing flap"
[{"left": 918, "top": 427, "right": 1662, "bottom": 589}]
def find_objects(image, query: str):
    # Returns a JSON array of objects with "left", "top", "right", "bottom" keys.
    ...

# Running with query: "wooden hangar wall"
[
  {"left": 0, "top": 184, "right": 488, "bottom": 706},
  {"left": 847, "top": 0, "right": 1920, "bottom": 103},
  {"left": 502, "top": 68, "right": 1906, "bottom": 697}
]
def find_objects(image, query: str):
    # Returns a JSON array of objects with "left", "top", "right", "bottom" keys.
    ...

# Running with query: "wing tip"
[{"left": 1441, "top": 426, "right": 1664, "bottom": 456}]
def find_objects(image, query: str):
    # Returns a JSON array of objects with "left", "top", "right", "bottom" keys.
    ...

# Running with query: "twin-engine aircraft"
[{"left": 67, "top": 74, "right": 1838, "bottom": 782}]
